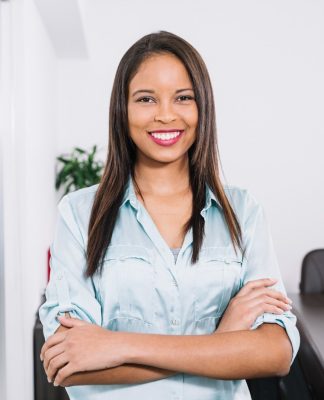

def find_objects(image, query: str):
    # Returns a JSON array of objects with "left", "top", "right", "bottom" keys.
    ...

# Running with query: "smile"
[{"left": 148, "top": 130, "right": 184, "bottom": 146}]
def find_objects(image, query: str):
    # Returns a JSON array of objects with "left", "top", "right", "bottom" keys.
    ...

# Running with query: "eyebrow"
[{"left": 132, "top": 88, "right": 194, "bottom": 97}]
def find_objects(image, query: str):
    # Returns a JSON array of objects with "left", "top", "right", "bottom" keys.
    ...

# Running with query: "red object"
[{"left": 47, "top": 247, "right": 51, "bottom": 282}]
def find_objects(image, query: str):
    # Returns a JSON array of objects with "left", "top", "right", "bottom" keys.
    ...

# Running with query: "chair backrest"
[{"left": 300, "top": 249, "right": 324, "bottom": 294}]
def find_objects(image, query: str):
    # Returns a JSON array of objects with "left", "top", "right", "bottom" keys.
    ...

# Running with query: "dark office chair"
[{"left": 300, "top": 249, "right": 324, "bottom": 293}]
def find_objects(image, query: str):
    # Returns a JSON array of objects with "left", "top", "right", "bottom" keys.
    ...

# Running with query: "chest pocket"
[
  {"left": 193, "top": 247, "right": 242, "bottom": 326},
  {"left": 98, "top": 245, "right": 155, "bottom": 332}
]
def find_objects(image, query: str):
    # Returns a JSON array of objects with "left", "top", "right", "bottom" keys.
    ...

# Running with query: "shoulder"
[
  {"left": 222, "top": 184, "right": 263, "bottom": 222},
  {"left": 57, "top": 184, "right": 99, "bottom": 230},
  {"left": 59, "top": 184, "right": 98, "bottom": 208},
  {"left": 64, "top": 184, "right": 99, "bottom": 207}
]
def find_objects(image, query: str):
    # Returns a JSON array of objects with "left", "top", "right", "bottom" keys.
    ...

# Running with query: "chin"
[{"left": 150, "top": 152, "right": 188, "bottom": 165}]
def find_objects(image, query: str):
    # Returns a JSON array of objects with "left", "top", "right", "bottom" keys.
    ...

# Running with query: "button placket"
[{"left": 170, "top": 287, "right": 181, "bottom": 331}]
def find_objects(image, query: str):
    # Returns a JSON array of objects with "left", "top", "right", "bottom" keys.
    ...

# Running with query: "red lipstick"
[{"left": 148, "top": 129, "right": 184, "bottom": 147}]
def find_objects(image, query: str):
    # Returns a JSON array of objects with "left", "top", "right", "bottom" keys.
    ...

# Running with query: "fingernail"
[
  {"left": 47, "top": 377, "right": 51, "bottom": 383},
  {"left": 286, "top": 298, "right": 293, "bottom": 304},
  {"left": 286, "top": 305, "right": 292, "bottom": 310},
  {"left": 53, "top": 381, "right": 58, "bottom": 387},
  {"left": 40, "top": 355, "right": 43, "bottom": 361}
]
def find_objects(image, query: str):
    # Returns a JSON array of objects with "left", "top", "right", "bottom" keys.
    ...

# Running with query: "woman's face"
[{"left": 127, "top": 53, "right": 198, "bottom": 165}]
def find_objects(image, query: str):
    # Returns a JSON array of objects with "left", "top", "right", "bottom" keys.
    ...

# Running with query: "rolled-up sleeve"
[
  {"left": 239, "top": 192, "right": 300, "bottom": 364},
  {"left": 39, "top": 194, "right": 102, "bottom": 340}
]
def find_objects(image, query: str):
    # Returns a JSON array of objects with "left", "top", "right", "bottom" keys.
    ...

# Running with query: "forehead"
[{"left": 129, "top": 53, "right": 192, "bottom": 90}]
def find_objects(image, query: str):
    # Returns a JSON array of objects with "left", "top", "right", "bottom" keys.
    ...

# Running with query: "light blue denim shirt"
[{"left": 39, "top": 175, "right": 300, "bottom": 400}]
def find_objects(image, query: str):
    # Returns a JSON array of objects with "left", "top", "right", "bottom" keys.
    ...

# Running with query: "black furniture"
[
  {"left": 247, "top": 357, "right": 312, "bottom": 400},
  {"left": 34, "top": 298, "right": 69, "bottom": 400},
  {"left": 300, "top": 249, "right": 324, "bottom": 294},
  {"left": 287, "top": 293, "right": 324, "bottom": 399}
]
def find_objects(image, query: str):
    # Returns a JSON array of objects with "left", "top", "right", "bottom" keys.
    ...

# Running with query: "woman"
[{"left": 39, "top": 31, "right": 299, "bottom": 399}]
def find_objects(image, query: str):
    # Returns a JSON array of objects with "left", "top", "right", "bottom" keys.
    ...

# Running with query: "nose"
[{"left": 154, "top": 102, "right": 177, "bottom": 123}]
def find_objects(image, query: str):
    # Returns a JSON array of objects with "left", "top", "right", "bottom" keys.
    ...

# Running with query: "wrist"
[{"left": 116, "top": 331, "right": 140, "bottom": 364}]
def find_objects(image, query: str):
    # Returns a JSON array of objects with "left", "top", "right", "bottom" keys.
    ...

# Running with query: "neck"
[{"left": 133, "top": 155, "right": 190, "bottom": 196}]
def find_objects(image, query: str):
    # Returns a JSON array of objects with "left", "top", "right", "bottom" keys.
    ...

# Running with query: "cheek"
[
  {"left": 182, "top": 106, "right": 198, "bottom": 128},
  {"left": 128, "top": 105, "right": 153, "bottom": 130}
]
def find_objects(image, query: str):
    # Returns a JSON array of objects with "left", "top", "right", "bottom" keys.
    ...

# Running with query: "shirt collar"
[
  {"left": 121, "top": 174, "right": 222, "bottom": 212},
  {"left": 202, "top": 184, "right": 223, "bottom": 217},
  {"left": 121, "top": 175, "right": 138, "bottom": 209}
]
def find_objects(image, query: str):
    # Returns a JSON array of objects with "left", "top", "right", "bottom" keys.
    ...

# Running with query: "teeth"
[{"left": 150, "top": 131, "right": 182, "bottom": 140}]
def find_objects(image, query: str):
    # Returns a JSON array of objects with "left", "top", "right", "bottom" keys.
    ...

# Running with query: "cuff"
[{"left": 251, "top": 312, "right": 300, "bottom": 365}]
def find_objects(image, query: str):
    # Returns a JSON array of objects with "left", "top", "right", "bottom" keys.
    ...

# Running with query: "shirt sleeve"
[
  {"left": 239, "top": 192, "right": 300, "bottom": 365},
  {"left": 38, "top": 194, "right": 102, "bottom": 340}
]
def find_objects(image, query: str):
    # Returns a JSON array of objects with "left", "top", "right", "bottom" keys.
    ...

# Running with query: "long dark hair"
[{"left": 86, "top": 31, "right": 244, "bottom": 277}]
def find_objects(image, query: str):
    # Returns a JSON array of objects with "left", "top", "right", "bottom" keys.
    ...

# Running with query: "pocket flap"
[
  {"left": 200, "top": 246, "right": 243, "bottom": 264},
  {"left": 104, "top": 245, "right": 152, "bottom": 263}
]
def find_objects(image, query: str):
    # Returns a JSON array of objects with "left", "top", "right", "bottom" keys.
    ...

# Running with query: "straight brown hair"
[{"left": 86, "top": 31, "right": 244, "bottom": 277}]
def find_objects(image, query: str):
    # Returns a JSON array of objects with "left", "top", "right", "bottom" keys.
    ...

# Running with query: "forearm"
[
  {"left": 124, "top": 324, "right": 292, "bottom": 380},
  {"left": 53, "top": 324, "right": 177, "bottom": 386},
  {"left": 62, "top": 364, "right": 177, "bottom": 386}
]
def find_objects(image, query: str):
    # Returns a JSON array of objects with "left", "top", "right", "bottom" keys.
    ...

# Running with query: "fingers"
[
  {"left": 57, "top": 315, "right": 88, "bottom": 328},
  {"left": 41, "top": 332, "right": 66, "bottom": 361},
  {"left": 242, "top": 303, "right": 286, "bottom": 326},
  {"left": 233, "top": 289, "right": 292, "bottom": 313},
  {"left": 53, "top": 364, "right": 76, "bottom": 386},
  {"left": 237, "top": 278, "right": 292, "bottom": 305},
  {"left": 242, "top": 294, "right": 292, "bottom": 314},
  {"left": 263, "top": 295, "right": 292, "bottom": 311},
  {"left": 43, "top": 343, "right": 65, "bottom": 372},
  {"left": 46, "top": 352, "right": 69, "bottom": 383},
  {"left": 236, "top": 278, "right": 277, "bottom": 297},
  {"left": 245, "top": 287, "right": 291, "bottom": 305},
  {"left": 41, "top": 317, "right": 87, "bottom": 357}
]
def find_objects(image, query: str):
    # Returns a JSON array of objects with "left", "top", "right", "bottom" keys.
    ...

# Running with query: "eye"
[
  {"left": 136, "top": 97, "right": 155, "bottom": 103},
  {"left": 177, "top": 95, "right": 195, "bottom": 102}
]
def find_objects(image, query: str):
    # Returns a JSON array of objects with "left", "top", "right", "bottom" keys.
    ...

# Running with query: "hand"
[
  {"left": 40, "top": 316, "right": 126, "bottom": 386},
  {"left": 216, "top": 278, "right": 292, "bottom": 333}
]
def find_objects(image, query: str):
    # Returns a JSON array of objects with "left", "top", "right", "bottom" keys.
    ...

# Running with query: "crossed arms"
[{"left": 40, "top": 278, "right": 294, "bottom": 387}]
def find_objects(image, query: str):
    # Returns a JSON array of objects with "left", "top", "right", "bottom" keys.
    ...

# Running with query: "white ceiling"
[{"left": 34, "top": 0, "right": 88, "bottom": 58}]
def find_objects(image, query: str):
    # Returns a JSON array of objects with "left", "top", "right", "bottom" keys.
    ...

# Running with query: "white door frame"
[
  {"left": 0, "top": 1, "right": 10, "bottom": 397},
  {"left": 0, "top": 1, "right": 25, "bottom": 399}
]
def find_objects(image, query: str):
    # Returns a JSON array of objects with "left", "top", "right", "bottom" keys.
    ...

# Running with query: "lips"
[
  {"left": 148, "top": 129, "right": 184, "bottom": 146},
  {"left": 149, "top": 129, "right": 184, "bottom": 133}
]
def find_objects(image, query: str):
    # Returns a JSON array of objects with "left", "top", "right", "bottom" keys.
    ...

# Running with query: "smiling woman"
[{"left": 39, "top": 31, "right": 300, "bottom": 400}]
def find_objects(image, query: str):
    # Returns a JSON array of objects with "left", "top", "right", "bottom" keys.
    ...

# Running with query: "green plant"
[{"left": 55, "top": 145, "right": 104, "bottom": 196}]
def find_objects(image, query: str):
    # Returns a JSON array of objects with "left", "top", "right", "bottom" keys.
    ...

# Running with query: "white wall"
[
  {"left": 0, "top": 3, "right": 10, "bottom": 397},
  {"left": 58, "top": 0, "right": 324, "bottom": 292},
  {"left": 1, "top": 0, "right": 58, "bottom": 399}
]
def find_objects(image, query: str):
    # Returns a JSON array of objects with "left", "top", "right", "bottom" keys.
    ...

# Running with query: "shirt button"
[
  {"left": 171, "top": 319, "right": 180, "bottom": 326},
  {"left": 57, "top": 272, "right": 63, "bottom": 280}
]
